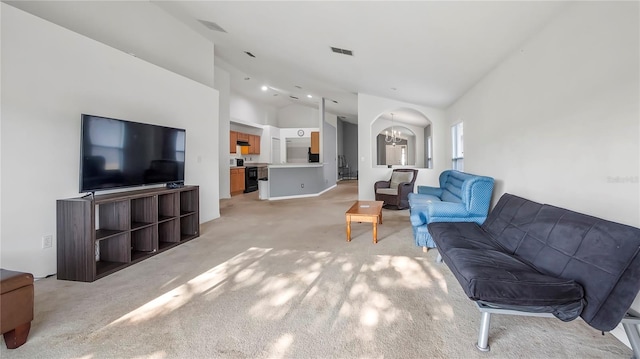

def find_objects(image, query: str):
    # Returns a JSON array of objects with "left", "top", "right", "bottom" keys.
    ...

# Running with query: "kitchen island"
[{"left": 267, "top": 163, "right": 335, "bottom": 200}]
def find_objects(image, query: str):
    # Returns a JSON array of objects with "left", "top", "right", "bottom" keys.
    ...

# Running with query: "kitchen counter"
[
  {"left": 268, "top": 163, "right": 323, "bottom": 168},
  {"left": 267, "top": 163, "right": 333, "bottom": 200}
]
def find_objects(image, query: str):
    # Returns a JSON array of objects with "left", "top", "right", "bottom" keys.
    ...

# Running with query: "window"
[
  {"left": 452, "top": 122, "right": 463, "bottom": 170},
  {"left": 426, "top": 136, "right": 433, "bottom": 169}
]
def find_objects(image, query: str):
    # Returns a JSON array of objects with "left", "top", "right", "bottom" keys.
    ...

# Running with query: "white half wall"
[
  {"left": 358, "top": 94, "right": 448, "bottom": 201},
  {"left": 1, "top": 4, "right": 220, "bottom": 277}
]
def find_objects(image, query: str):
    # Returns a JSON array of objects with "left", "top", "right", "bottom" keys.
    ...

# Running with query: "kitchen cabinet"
[
  {"left": 236, "top": 132, "right": 249, "bottom": 142},
  {"left": 230, "top": 131, "right": 238, "bottom": 153},
  {"left": 249, "top": 135, "right": 260, "bottom": 154},
  {"left": 230, "top": 168, "right": 245, "bottom": 195},
  {"left": 311, "top": 131, "right": 320, "bottom": 154},
  {"left": 230, "top": 131, "right": 261, "bottom": 154}
]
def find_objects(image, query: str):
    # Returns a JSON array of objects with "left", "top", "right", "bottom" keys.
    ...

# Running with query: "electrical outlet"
[{"left": 42, "top": 235, "right": 53, "bottom": 249}]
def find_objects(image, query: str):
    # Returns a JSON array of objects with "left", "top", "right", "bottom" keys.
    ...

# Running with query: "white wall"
[
  {"left": 215, "top": 66, "right": 232, "bottom": 198},
  {"left": 447, "top": 1, "right": 639, "bottom": 225},
  {"left": 6, "top": 1, "right": 216, "bottom": 89},
  {"left": 358, "top": 94, "right": 448, "bottom": 200},
  {"left": 446, "top": 1, "right": 639, "bottom": 345},
  {"left": 230, "top": 91, "right": 277, "bottom": 126},
  {"left": 277, "top": 104, "right": 320, "bottom": 128},
  {"left": 1, "top": 4, "right": 220, "bottom": 277}
]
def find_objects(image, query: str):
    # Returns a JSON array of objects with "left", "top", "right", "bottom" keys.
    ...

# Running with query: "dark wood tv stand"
[{"left": 56, "top": 185, "right": 199, "bottom": 282}]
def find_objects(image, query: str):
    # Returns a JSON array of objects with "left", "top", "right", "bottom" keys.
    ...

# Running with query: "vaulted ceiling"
[{"left": 6, "top": 1, "right": 570, "bottom": 123}]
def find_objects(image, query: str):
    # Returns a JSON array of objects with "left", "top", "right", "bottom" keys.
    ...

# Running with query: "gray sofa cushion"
[{"left": 428, "top": 221, "right": 585, "bottom": 319}]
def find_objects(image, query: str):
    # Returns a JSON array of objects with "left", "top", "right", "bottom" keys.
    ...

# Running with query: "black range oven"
[{"left": 244, "top": 166, "right": 258, "bottom": 193}]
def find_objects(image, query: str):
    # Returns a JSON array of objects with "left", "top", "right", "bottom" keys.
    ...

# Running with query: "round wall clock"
[{"left": 297, "top": 129, "right": 305, "bottom": 137}]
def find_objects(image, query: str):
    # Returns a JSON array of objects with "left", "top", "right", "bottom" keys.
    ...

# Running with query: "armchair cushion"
[
  {"left": 390, "top": 171, "right": 413, "bottom": 189},
  {"left": 376, "top": 187, "right": 398, "bottom": 195},
  {"left": 374, "top": 169, "right": 418, "bottom": 210}
]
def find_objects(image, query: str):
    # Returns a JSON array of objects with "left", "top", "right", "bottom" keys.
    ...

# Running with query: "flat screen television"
[{"left": 80, "top": 114, "right": 186, "bottom": 193}]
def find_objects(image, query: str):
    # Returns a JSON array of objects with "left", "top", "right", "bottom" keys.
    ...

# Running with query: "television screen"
[{"left": 80, "top": 114, "right": 186, "bottom": 192}]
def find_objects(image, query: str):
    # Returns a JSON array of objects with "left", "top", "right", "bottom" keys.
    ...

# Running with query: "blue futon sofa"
[{"left": 408, "top": 170, "right": 494, "bottom": 249}]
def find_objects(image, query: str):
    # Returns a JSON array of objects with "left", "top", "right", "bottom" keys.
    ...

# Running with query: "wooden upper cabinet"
[
  {"left": 249, "top": 135, "right": 261, "bottom": 154},
  {"left": 230, "top": 131, "right": 237, "bottom": 153},
  {"left": 311, "top": 131, "right": 320, "bottom": 154},
  {"left": 237, "top": 132, "right": 249, "bottom": 142},
  {"left": 230, "top": 131, "right": 260, "bottom": 154}
]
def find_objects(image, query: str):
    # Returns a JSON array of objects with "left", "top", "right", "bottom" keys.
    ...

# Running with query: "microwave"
[{"left": 236, "top": 158, "right": 244, "bottom": 166}]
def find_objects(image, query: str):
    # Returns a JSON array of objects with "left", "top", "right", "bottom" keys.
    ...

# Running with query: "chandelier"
[{"left": 385, "top": 113, "right": 402, "bottom": 144}]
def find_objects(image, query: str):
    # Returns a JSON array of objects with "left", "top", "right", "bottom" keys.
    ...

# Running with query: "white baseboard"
[{"left": 269, "top": 184, "right": 337, "bottom": 201}]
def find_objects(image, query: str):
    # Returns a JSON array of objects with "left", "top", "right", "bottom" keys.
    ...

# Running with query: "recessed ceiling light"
[
  {"left": 261, "top": 85, "right": 268, "bottom": 91},
  {"left": 307, "top": 94, "right": 312, "bottom": 98}
]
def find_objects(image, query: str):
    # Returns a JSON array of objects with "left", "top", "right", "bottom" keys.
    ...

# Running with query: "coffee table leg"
[
  {"left": 373, "top": 221, "right": 378, "bottom": 244},
  {"left": 346, "top": 218, "right": 351, "bottom": 242}
]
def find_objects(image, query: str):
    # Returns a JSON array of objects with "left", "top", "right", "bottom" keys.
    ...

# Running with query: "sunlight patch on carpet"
[
  {"left": 265, "top": 333, "right": 294, "bottom": 358},
  {"left": 107, "top": 247, "right": 272, "bottom": 326}
]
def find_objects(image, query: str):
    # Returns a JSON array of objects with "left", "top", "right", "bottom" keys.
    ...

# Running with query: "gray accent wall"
[
  {"left": 323, "top": 119, "right": 337, "bottom": 185},
  {"left": 341, "top": 120, "right": 358, "bottom": 177}
]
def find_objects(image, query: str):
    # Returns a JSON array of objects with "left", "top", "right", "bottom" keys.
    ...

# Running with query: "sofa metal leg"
[
  {"left": 476, "top": 311, "right": 491, "bottom": 352},
  {"left": 622, "top": 318, "right": 640, "bottom": 359},
  {"left": 3, "top": 322, "right": 31, "bottom": 349}
]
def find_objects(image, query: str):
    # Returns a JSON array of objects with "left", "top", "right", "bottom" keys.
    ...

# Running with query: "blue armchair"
[{"left": 408, "top": 170, "right": 494, "bottom": 249}]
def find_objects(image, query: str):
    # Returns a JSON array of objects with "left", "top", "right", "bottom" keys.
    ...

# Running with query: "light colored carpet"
[{"left": 2, "top": 181, "right": 632, "bottom": 358}]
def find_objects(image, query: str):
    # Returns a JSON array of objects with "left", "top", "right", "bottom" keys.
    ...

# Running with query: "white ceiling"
[{"left": 6, "top": 1, "right": 570, "bottom": 125}]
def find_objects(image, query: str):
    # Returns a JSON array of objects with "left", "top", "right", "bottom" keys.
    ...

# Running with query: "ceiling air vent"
[
  {"left": 289, "top": 95, "right": 299, "bottom": 100},
  {"left": 244, "top": 51, "right": 256, "bottom": 58},
  {"left": 197, "top": 19, "right": 227, "bottom": 33},
  {"left": 331, "top": 47, "right": 353, "bottom": 56}
]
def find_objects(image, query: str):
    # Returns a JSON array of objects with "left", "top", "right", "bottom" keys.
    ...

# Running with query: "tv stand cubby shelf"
[{"left": 56, "top": 186, "right": 199, "bottom": 282}]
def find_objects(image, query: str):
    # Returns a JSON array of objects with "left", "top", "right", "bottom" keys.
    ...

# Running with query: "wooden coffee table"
[{"left": 345, "top": 201, "right": 384, "bottom": 243}]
